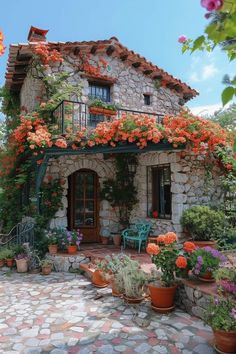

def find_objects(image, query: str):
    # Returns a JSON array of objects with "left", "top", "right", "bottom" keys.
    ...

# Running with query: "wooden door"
[{"left": 68, "top": 169, "right": 100, "bottom": 243}]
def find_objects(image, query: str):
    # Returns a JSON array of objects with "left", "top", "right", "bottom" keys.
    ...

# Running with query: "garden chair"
[{"left": 122, "top": 222, "right": 151, "bottom": 253}]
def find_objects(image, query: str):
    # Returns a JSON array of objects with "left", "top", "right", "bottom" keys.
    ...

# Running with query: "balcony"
[{"left": 52, "top": 100, "right": 164, "bottom": 135}]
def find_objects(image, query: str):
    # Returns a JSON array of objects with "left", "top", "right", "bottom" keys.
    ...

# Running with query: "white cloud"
[
  {"left": 189, "top": 72, "right": 199, "bottom": 82},
  {"left": 202, "top": 64, "right": 218, "bottom": 80},
  {"left": 189, "top": 103, "right": 231, "bottom": 117}
]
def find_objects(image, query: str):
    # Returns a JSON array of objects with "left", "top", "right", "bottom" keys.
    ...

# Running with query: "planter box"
[{"left": 89, "top": 106, "right": 117, "bottom": 116}]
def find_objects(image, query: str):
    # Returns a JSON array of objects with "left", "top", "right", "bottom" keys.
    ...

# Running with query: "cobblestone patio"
[{"left": 0, "top": 271, "right": 214, "bottom": 354}]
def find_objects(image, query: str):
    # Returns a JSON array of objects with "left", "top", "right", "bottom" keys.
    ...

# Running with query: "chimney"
[{"left": 27, "top": 26, "right": 49, "bottom": 42}]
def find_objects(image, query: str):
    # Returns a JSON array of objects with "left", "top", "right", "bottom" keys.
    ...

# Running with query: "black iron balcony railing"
[{"left": 52, "top": 100, "right": 164, "bottom": 135}]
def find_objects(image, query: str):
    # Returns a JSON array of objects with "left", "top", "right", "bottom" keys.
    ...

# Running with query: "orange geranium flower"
[
  {"left": 183, "top": 241, "right": 196, "bottom": 253},
  {"left": 175, "top": 256, "right": 188, "bottom": 269},
  {"left": 156, "top": 234, "right": 166, "bottom": 243},
  {"left": 146, "top": 243, "right": 160, "bottom": 256},
  {"left": 164, "top": 232, "right": 177, "bottom": 244}
]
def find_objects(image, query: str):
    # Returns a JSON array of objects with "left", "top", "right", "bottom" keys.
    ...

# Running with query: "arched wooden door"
[{"left": 68, "top": 169, "right": 100, "bottom": 243}]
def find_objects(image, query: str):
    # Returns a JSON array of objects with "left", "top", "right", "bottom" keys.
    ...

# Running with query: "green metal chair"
[{"left": 122, "top": 222, "right": 151, "bottom": 253}]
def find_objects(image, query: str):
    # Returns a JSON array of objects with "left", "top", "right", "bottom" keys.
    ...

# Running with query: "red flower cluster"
[
  {"left": 175, "top": 255, "right": 188, "bottom": 269},
  {"left": 0, "top": 30, "right": 5, "bottom": 56},
  {"left": 33, "top": 44, "right": 64, "bottom": 67},
  {"left": 146, "top": 243, "right": 160, "bottom": 255},
  {"left": 183, "top": 241, "right": 196, "bottom": 253},
  {"left": 156, "top": 232, "right": 177, "bottom": 245}
]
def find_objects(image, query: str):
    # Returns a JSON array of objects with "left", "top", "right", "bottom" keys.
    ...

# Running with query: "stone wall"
[
  {"left": 20, "top": 52, "right": 182, "bottom": 115},
  {"left": 46, "top": 253, "right": 90, "bottom": 272},
  {"left": 131, "top": 149, "right": 223, "bottom": 238}
]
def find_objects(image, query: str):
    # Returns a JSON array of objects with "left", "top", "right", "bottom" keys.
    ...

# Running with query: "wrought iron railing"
[
  {"left": 52, "top": 100, "right": 164, "bottom": 135},
  {"left": 0, "top": 221, "right": 35, "bottom": 247}
]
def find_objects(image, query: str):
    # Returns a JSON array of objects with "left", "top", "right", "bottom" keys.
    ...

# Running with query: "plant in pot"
[
  {"left": 180, "top": 206, "right": 228, "bottom": 248},
  {"left": 146, "top": 232, "right": 188, "bottom": 313},
  {"left": 190, "top": 247, "right": 227, "bottom": 282},
  {"left": 88, "top": 98, "right": 118, "bottom": 117},
  {"left": 119, "top": 258, "right": 147, "bottom": 304},
  {"left": 45, "top": 229, "right": 60, "bottom": 255},
  {"left": 204, "top": 296, "right": 236, "bottom": 353},
  {"left": 3, "top": 248, "right": 15, "bottom": 268},
  {"left": 63, "top": 229, "right": 83, "bottom": 254},
  {"left": 14, "top": 245, "right": 28, "bottom": 273},
  {"left": 40, "top": 259, "right": 53, "bottom": 275},
  {"left": 214, "top": 267, "right": 236, "bottom": 294}
]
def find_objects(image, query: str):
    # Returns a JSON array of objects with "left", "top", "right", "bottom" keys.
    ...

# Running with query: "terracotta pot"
[
  {"left": 198, "top": 271, "right": 215, "bottom": 282},
  {"left": 103, "top": 109, "right": 116, "bottom": 116},
  {"left": 148, "top": 283, "right": 177, "bottom": 312},
  {"left": 92, "top": 270, "right": 109, "bottom": 288},
  {"left": 6, "top": 258, "right": 14, "bottom": 268},
  {"left": 111, "top": 280, "right": 122, "bottom": 297},
  {"left": 123, "top": 295, "right": 143, "bottom": 304},
  {"left": 67, "top": 245, "right": 77, "bottom": 254},
  {"left": 213, "top": 329, "right": 236, "bottom": 353},
  {"left": 192, "top": 240, "right": 217, "bottom": 249},
  {"left": 112, "top": 234, "right": 121, "bottom": 246},
  {"left": 42, "top": 266, "right": 52, "bottom": 275},
  {"left": 16, "top": 258, "right": 28, "bottom": 273},
  {"left": 48, "top": 244, "right": 58, "bottom": 255},
  {"left": 101, "top": 237, "right": 109, "bottom": 245},
  {"left": 89, "top": 107, "right": 105, "bottom": 115},
  {"left": 0, "top": 259, "right": 4, "bottom": 267}
]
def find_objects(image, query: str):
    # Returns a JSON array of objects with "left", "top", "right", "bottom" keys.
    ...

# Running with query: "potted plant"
[
  {"left": 111, "top": 232, "right": 121, "bottom": 246},
  {"left": 63, "top": 229, "right": 83, "bottom": 254},
  {"left": 121, "top": 260, "right": 147, "bottom": 304},
  {"left": 204, "top": 297, "right": 236, "bottom": 353},
  {"left": 214, "top": 267, "right": 236, "bottom": 294},
  {"left": 180, "top": 206, "right": 227, "bottom": 248},
  {"left": 3, "top": 248, "right": 15, "bottom": 268},
  {"left": 0, "top": 249, "right": 5, "bottom": 267},
  {"left": 45, "top": 229, "right": 59, "bottom": 254},
  {"left": 40, "top": 259, "right": 53, "bottom": 275},
  {"left": 190, "top": 247, "right": 227, "bottom": 282},
  {"left": 88, "top": 98, "right": 118, "bottom": 117},
  {"left": 146, "top": 232, "right": 188, "bottom": 312}
]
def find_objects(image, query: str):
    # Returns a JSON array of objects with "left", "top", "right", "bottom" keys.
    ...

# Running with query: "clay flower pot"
[
  {"left": 110, "top": 279, "right": 122, "bottom": 297},
  {"left": 42, "top": 266, "right": 52, "bottom": 275},
  {"left": 48, "top": 244, "right": 58, "bottom": 255},
  {"left": 67, "top": 245, "right": 77, "bottom": 254},
  {"left": 192, "top": 240, "right": 217, "bottom": 249},
  {"left": 213, "top": 329, "right": 236, "bottom": 353},
  {"left": 198, "top": 271, "right": 215, "bottom": 283},
  {"left": 123, "top": 295, "right": 143, "bottom": 304},
  {"left": 6, "top": 258, "right": 14, "bottom": 268},
  {"left": 148, "top": 283, "right": 177, "bottom": 313},
  {"left": 101, "top": 237, "right": 109, "bottom": 245},
  {"left": 112, "top": 234, "right": 121, "bottom": 246},
  {"left": 92, "top": 270, "right": 109, "bottom": 288},
  {"left": 16, "top": 258, "right": 28, "bottom": 273}
]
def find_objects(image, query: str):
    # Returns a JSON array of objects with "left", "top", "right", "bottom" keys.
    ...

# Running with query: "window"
[
  {"left": 147, "top": 165, "right": 171, "bottom": 219},
  {"left": 143, "top": 94, "right": 151, "bottom": 106},
  {"left": 89, "top": 83, "right": 111, "bottom": 102}
]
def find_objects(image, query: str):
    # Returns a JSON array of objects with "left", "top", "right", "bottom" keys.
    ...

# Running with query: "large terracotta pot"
[
  {"left": 101, "top": 237, "right": 109, "bottom": 245},
  {"left": 193, "top": 240, "right": 217, "bottom": 249},
  {"left": 148, "top": 283, "right": 177, "bottom": 313},
  {"left": 67, "top": 245, "right": 77, "bottom": 254},
  {"left": 48, "top": 244, "right": 58, "bottom": 255},
  {"left": 16, "top": 258, "right": 28, "bottom": 273},
  {"left": 6, "top": 258, "right": 14, "bottom": 268},
  {"left": 123, "top": 295, "right": 143, "bottom": 304},
  {"left": 92, "top": 270, "right": 109, "bottom": 288},
  {"left": 213, "top": 329, "right": 236, "bottom": 353}
]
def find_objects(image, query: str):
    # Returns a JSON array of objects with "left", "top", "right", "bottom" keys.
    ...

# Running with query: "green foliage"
[
  {"left": 210, "top": 103, "right": 236, "bottom": 131},
  {"left": 222, "top": 86, "right": 236, "bottom": 106},
  {"left": 88, "top": 98, "right": 118, "bottom": 111},
  {"left": 0, "top": 247, "right": 15, "bottom": 259},
  {"left": 214, "top": 267, "right": 236, "bottom": 283},
  {"left": 204, "top": 297, "right": 236, "bottom": 331},
  {"left": 181, "top": 206, "right": 228, "bottom": 241},
  {"left": 101, "top": 154, "right": 138, "bottom": 227},
  {"left": 190, "top": 247, "right": 225, "bottom": 276},
  {"left": 151, "top": 247, "right": 178, "bottom": 287}
]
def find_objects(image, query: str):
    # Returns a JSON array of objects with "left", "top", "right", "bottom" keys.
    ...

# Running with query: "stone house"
[{"left": 5, "top": 27, "right": 222, "bottom": 242}]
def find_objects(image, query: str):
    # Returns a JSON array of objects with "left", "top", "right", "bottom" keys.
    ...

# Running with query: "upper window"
[
  {"left": 89, "top": 83, "right": 111, "bottom": 102},
  {"left": 143, "top": 94, "right": 151, "bottom": 106},
  {"left": 147, "top": 165, "right": 171, "bottom": 219}
]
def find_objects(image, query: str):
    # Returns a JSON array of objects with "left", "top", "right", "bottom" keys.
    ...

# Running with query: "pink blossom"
[
  {"left": 178, "top": 35, "right": 188, "bottom": 44},
  {"left": 201, "top": 0, "right": 223, "bottom": 11}
]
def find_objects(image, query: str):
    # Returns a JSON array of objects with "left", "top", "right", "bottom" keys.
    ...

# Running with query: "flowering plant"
[
  {"left": 45, "top": 228, "right": 61, "bottom": 245},
  {"left": 63, "top": 229, "right": 83, "bottom": 247},
  {"left": 204, "top": 297, "right": 236, "bottom": 332},
  {"left": 146, "top": 232, "right": 188, "bottom": 286},
  {"left": 190, "top": 247, "right": 227, "bottom": 277},
  {"left": 214, "top": 267, "right": 236, "bottom": 295},
  {"left": 96, "top": 254, "right": 132, "bottom": 279}
]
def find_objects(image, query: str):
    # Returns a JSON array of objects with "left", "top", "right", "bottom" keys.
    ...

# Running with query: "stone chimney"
[{"left": 27, "top": 26, "right": 49, "bottom": 42}]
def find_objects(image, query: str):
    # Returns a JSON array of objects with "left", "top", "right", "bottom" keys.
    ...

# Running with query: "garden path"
[{"left": 0, "top": 271, "right": 214, "bottom": 354}]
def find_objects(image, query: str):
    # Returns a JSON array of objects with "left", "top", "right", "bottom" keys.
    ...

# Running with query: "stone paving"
[{"left": 0, "top": 271, "right": 214, "bottom": 354}]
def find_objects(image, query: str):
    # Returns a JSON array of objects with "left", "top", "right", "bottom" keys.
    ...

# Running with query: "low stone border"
[
  {"left": 46, "top": 253, "right": 90, "bottom": 272},
  {"left": 176, "top": 278, "right": 217, "bottom": 319}
]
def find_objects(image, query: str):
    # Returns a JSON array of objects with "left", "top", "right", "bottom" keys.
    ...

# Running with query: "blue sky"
[{"left": 0, "top": 0, "right": 235, "bottom": 114}]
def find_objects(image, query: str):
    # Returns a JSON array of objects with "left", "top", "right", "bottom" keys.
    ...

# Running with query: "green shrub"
[{"left": 181, "top": 206, "right": 228, "bottom": 241}]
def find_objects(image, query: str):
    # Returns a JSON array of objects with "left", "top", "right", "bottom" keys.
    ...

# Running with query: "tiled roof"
[{"left": 5, "top": 36, "right": 198, "bottom": 101}]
